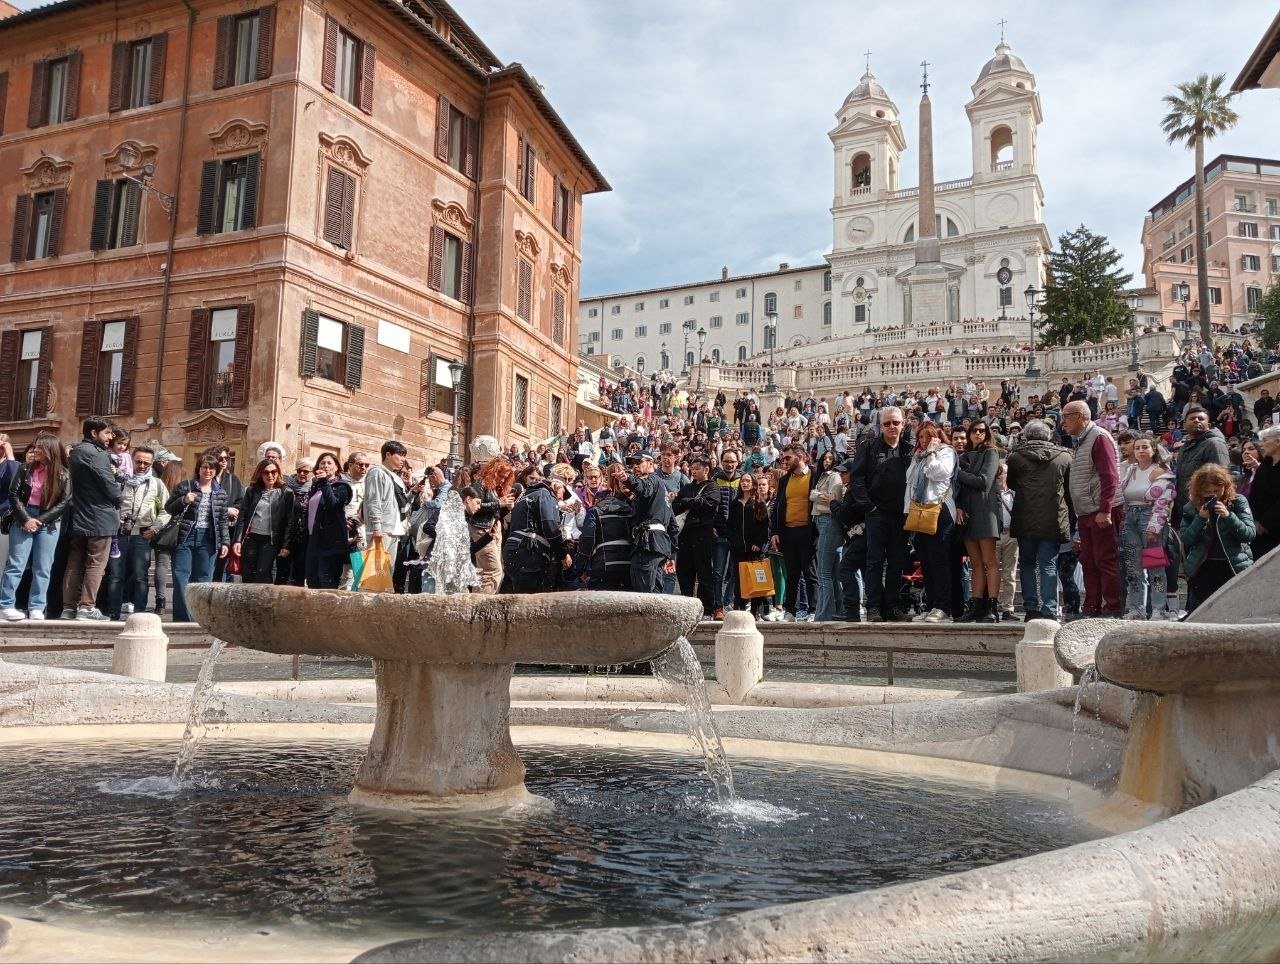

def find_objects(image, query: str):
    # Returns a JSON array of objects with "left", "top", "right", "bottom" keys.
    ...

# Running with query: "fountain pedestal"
[{"left": 187, "top": 585, "right": 702, "bottom": 811}]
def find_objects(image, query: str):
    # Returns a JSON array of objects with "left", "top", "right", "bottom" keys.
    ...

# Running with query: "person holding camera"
[{"left": 1179, "top": 463, "right": 1255, "bottom": 613}]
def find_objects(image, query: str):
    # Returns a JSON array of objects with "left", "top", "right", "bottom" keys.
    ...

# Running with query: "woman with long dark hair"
[
  {"left": 955, "top": 418, "right": 1003, "bottom": 623},
  {"left": 904, "top": 422, "right": 958, "bottom": 623},
  {"left": 810, "top": 448, "right": 845, "bottom": 621},
  {"left": 304, "top": 452, "right": 352, "bottom": 589},
  {"left": 165, "top": 454, "right": 230, "bottom": 622},
  {"left": 729, "top": 471, "right": 771, "bottom": 617},
  {"left": 1, "top": 435, "right": 70, "bottom": 622},
  {"left": 232, "top": 458, "right": 293, "bottom": 584},
  {"left": 152, "top": 458, "right": 186, "bottom": 614}
]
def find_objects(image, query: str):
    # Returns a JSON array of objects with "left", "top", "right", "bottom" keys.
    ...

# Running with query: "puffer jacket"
[
  {"left": 164, "top": 480, "right": 231, "bottom": 547},
  {"left": 1004, "top": 438, "right": 1071, "bottom": 542},
  {"left": 1179, "top": 495, "right": 1255, "bottom": 577}
]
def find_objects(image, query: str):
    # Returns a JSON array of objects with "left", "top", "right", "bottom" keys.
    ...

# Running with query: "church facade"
[{"left": 578, "top": 41, "right": 1052, "bottom": 369}]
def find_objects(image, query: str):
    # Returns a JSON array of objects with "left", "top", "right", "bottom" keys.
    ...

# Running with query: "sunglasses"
[{"left": 263, "top": 469, "right": 280, "bottom": 475}]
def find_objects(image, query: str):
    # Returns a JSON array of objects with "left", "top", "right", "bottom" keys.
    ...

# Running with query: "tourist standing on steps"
[
  {"left": 955, "top": 418, "right": 1003, "bottom": 624},
  {"left": 1118, "top": 434, "right": 1176, "bottom": 620},
  {"left": 103, "top": 446, "right": 169, "bottom": 619},
  {"left": 231, "top": 458, "right": 293, "bottom": 585},
  {"left": 1, "top": 435, "right": 70, "bottom": 622},
  {"left": 673, "top": 454, "right": 721, "bottom": 619},
  {"left": 1005, "top": 420, "right": 1071, "bottom": 621},
  {"left": 1179, "top": 463, "right": 1255, "bottom": 612},
  {"left": 165, "top": 454, "right": 230, "bottom": 622},
  {"left": 0, "top": 435, "right": 21, "bottom": 574},
  {"left": 809, "top": 449, "right": 846, "bottom": 622},
  {"left": 303, "top": 453, "right": 352, "bottom": 590},
  {"left": 770, "top": 444, "right": 818, "bottom": 623},
  {"left": 849, "top": 407, "right": 913, "bottom": 623},
  {"left": 1172, "top": 405, "right": 1230, "bottom": 609},
  {"left": 623, "top": 454, "right": 678, "bottom": 593},
  {"left": 1246, "top": 426, "right": 1280, "bottom": 560},
  {"left": 61, "top": 418, "right": 123, "bottom": 622},
  {"left": 363, "top": 441, "right": 410, "bottom": 570},
  {"left": 904, "top": 421, "right": 957, "bottom": 624},
  {"left": 1060, "top": 401, "right": 1123, "bottom": 618}
]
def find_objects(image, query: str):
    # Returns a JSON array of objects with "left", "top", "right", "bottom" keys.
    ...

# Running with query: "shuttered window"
[
  {"left": 552, "top": 178, "right": 573, "bottom": 240},
  {"left": 90, "top": 179, "right": 143, "bottom": 251},
  {"left": 109, "top": 35, "right": 166, "bottom": 110},
  {"left": 419, "top": 352, "right": 469, "bottom": 418},
  {"left": 516, "top": 136, "right": 536, "bottom": 204},
  {"left": 427, "top": 225, "right": 473, "bottom": 304},
  {"left": 75, "top": 317, "right": 139, "bottom": 417},
  {"left": 213, "top": 6, "right": 275, "bottom": 88},
  {"left": 183, "top": 305, "right": 255, "bottom": 410},
  {"left": 0, "top": 327, "right": 51, "bottom": 421},
  {"left": 298, "top": 308, "right": 365, "bottom": 390},
  {"left": 322, "top": 167, "right": 355, "bottom": 249},
  {"left": 27, "top": 51, "right": 80, "bottom": 128},
  {"left": 516, "top": 257, "right": 533, "bottom": 324},
  {"left": 0, "top": 73, "right": 8, "bottom": 136},
  {"left": 434, "top": 95, "right": 478, "bottom": 179},
  {"left": 552, "top": 289, "right": 566, "bottom": 346},
  {"left": 321, "top": 16, "right": 375, "bottom": 114},
  {"left": 550, "top": 394, "right": 563, "bottom": 437},
  {"left": 196, "top": 153, "right": 261, "bottom": 235},
  {"left": 513, "top": 374, "right": 529, "bottom": 427},
  {"left": 10, "top": 189, "right": 67, "bottom": 262}
]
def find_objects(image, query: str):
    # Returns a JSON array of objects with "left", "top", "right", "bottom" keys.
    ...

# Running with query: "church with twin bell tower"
[{"left": 827, "top": 38, "right": 1050, "bottom": 331}]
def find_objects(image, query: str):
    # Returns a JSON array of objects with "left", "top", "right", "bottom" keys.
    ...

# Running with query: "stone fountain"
[{"left": 185, "top": 584, "right": 702, "bottom": 811}]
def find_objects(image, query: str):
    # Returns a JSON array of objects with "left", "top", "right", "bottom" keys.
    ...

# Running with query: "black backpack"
[{"left": 590, "top": 498, "right": 634, "bottom": 585}]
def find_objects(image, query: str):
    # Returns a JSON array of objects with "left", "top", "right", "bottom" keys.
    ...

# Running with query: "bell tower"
[{"left": 965, "top": 38, "right": 1042, "bottom": 183}]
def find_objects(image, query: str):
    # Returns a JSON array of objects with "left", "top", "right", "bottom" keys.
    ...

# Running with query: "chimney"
[
  {"left": 721, "top": 266, "right": 729, "bottom": 280},
  {"left": 779, "top": 262, "right": 790, "bottom": 271}
]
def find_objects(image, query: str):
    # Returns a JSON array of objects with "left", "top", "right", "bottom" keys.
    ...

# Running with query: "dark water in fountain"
[{"left": 0, "top": 739, "right": 1099, "bottom": 939}]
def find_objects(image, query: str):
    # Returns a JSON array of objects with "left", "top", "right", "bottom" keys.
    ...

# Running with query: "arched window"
[
  {"left": 823, "top": 270, "right": 832, "bottom": 292},
  {"left": 851, "top": 152, "right": 871, "bottom": 189},
  {"left": 737, "top": 344, "right": 748, "bottom": 361},
  {"left": 991, "top": 125, "right": 1013, "bottom": 171},
  {"left": 904, "top": 223, "right": 914, "bottom": 244},
  {"left": 904, "top": 215, "right": 961, "bottom": 243},
  {"left": 612, "top": 357, "right": 623, "bottom": 369},
  {"left": 659, "top": 350, "right": 670, "bottom": 370},
  {"left": 635, "top": 356, "right": 646, "bottom": 372},
  {"left": 710, "top": 347, "right": 721, "bottom": 363},
  {"left": 823, "top": 301, "right": 832, "bottom": 326},
  {"left": 763, "top": 291, "right": 777, "bottom": 315}
]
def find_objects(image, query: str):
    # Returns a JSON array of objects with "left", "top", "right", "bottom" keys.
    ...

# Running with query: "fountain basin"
[{"left": 185, "top": 585, "right": 703, "bottom": 811}]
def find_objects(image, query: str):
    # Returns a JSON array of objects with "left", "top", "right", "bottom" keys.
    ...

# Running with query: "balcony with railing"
[
  {"left": 209, "top": 371, "right": 235, "bottom": 409},
  {"left": 97, "top": 381, "right": 122, "bottom": 417},
  {"left": 993, "top": 159, "right": 1014, "bottom": 172},
  {"left": 1234, "top": 201, "right": 1258, "bottom": 213},
  {"left": 16, "top": 388, "right": 42, "bottom": 421}
]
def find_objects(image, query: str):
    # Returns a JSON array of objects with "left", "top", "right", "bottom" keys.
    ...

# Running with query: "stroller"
[{"left": 898, "top": 559, "right": 928, "bottom": 616}]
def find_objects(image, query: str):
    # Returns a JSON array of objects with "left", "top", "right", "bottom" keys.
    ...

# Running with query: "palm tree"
[{"left": 1161, "top": 73, "right": 1239, "bottom": 349}]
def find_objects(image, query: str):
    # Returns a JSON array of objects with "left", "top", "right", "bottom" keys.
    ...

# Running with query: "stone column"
[
  {"left": 111, "top": 613, "right": 169, "bottom": 682},
  {"left": 1015, "top": 618, "right": 1070, "bottom": 692},
  {"left": 714, "top": 610, "right": 763, "bottom": 703},
  {"left": 915, "top": 91, "right": 940, "bottom": 266}
]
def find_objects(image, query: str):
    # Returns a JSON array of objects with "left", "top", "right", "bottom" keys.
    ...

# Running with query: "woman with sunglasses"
[
  {"left": 955, "top": 418, "right": 1004, "bottom": 623},
  {"left": 232, "top": 458, "right": 293, "bottom": 584},
  {"left": 164, "top": 454, "right": 230, "bottom": 622}
]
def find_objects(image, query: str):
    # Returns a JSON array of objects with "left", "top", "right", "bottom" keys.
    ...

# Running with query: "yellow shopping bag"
[
  {"left": 738, "top": 559, "right": 775, "bottom": 599},
  {"left": 358, "top": 544, "right": 394, "bottom": 593}
]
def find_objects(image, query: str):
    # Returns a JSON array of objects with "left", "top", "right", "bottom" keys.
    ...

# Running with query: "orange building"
[{"left": 0, "top": 0, "right": 606, "bottom": 472}]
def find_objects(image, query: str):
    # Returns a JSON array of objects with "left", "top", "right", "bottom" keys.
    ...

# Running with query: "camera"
[{"left": 1203, "top": 496, "right": 1219, "bottom": 509}]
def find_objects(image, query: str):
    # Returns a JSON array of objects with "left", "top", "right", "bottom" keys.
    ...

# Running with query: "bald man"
[{"left": 1060, "top": 401, "right": 1122, "bottom": 617}]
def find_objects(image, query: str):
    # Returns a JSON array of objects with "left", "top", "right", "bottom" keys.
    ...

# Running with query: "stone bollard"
[
  {"left": 112, "top": 613, "right": 169, "bottom": 682},
  {"left": 715, "top": 610, "right": 763, "bottom": 703},
  {"left": 1015, "top": 618, "right": 1071, "bottom": 692}
]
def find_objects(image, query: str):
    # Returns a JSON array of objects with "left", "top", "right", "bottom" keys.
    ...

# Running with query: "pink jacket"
[{"left": 1124, "top": 463, "right": 1175, "bottom": 536}]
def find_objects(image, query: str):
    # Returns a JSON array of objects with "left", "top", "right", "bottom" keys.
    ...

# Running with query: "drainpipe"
[
  {"left": 463, "top": 74, "right": 489, "bottom": 456},
  {"left": 151, "top": 0, "right": 197, "bottom": 426}
]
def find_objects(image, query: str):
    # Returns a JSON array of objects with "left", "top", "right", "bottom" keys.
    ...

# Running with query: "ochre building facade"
[{"left": 0, "top": 0, "right": 605, "bottom": 471}]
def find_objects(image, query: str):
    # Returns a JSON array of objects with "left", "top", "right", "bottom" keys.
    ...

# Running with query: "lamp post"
[
  {"left": 681, "top": 325, "right": 692, "bottom": 376},
  {"left": 1175, "top": 282, "right": 1192, "bottom": 346},
  {"left": 115, "top": 153, "right": 175, "bottom": 217},
  {"left": 764, "top": 311, "right": 778, "bottom": 393},
  {"left": 695, "top": 326, "right": 707, "bottom": 394},
  {"left": 447, "top": 360, "right": 465, "bottom": 468},
  {"left": 863, "top": 292, "right": 875, "bottom": 333},
  {"left": 1023, "top": 284, "right": 1042, "bottom": 378},
  {"left": 1127, "top": 292, "right": 1141, "bottom": 371}
]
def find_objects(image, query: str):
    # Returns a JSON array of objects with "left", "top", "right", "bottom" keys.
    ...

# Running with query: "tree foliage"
[
  {"left": 1037, "top": 225, "right": 1133, "bottom": 348},
  {"left": 1258, "top": 281, "right": 1280, "bottom": 351},
  {"left": 1160, "top": 73, "right": 1239, "bottom": 348}
]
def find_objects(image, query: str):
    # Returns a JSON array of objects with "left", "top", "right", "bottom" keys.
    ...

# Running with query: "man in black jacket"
[
  {"left": 623, "top": 453, "right": 677, "bottom": 593},
  {"left": 849, "top": 407, "right": 913, "bottom": 622},
  {"left": 61, "top": 418, "right": 123, "bottom": 621},
  {"left": 673, "top": 454, "right": 720, "bottom": 618},
  {"left": 501, "top": 465, "right": 567, "bottom": 593}
]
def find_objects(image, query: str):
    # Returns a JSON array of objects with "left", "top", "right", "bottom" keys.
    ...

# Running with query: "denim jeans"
[
  {"left": 0, "top": 505, "right": 60, "bottom": 614},
  {"left": 864, "top": 508, "right": 908, "bottom": 616},
  {"left": 814, "top": 514, "right": 844, "bottom": 621},
  {"left": 1018, "top": 537, "right": 1061, "bottom": 618},
  {"left": 172, "top": 526, "right": 217, "bottom": 622},
  {"left": 105, "top": 533, "right": 153, "bottom": 617},
  {"left": 1121, "top": 505, "right": 1168, "bottom": 616},
  {"left": 711, "top": 535, "right": 734, "bottom": 610}
]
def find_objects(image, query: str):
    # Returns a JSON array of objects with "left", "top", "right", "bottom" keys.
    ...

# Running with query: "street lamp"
[
  {"left": 1175, "top": 282, "right": 1192, "bottom": 346},
  {"left": 1126, "top": 292, "right": 1141, "bottom": 371},
  {"left": 117, "top": 156, "right": 175, "bottom": 217},
  {"left": 447, "top": 359, "right": 465, "bottom": 468},
  {"left": 1023, "top": 284, "right": 1042, "bottom": 378},
  {"left": 764, "top": 311, "right": 778, "bottom": 393},
  {"left": 695, "top": 326, "right": 707, "bottom": 393},
  {"left": 864, "top": 292, "right": 875, "bottom": 333}
]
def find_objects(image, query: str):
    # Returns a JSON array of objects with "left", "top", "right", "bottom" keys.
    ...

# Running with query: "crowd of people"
[{"left": 1, "top": 338, "right": 1276, "bottom": 626}]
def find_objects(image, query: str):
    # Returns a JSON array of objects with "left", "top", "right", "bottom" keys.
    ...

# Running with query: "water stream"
[
  {"left": 1066, "top": 663, "right": 1101, "bottom": 797},
  {"left": 172, "top": 638, "right": 228, "bottom": 784},
  {"left": 653, "top": 637, "right": 737, "bottom": 803}
]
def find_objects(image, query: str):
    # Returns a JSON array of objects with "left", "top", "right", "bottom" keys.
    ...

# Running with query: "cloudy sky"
[
  {"left": 457, "top": 0, "right": 1280, "bottom": 297},
  {"left": 13, "top": 0, "right": 1278, "bottom": 297}
]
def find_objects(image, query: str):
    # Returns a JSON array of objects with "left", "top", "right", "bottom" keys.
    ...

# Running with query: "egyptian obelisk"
[{"left": 907, "top": 60, "right": 949, "bottom": 327}]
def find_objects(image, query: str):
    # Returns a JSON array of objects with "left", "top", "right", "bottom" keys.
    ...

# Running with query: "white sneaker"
[
  {"left": 922, "top": 608, "right": 951, "bottom": 623},
  {"left": 1, "top": 608, "right": 25, "bottom": 622},
  {"left": 26, "top": 611, "right": 45, "bottom": 620},
  {"left": 781, "top": 611, "right": 796, "bottom": 623},
  {"left": 804, "top": 614, "right": 816, "bottom": 622},
  {"left": 120, "top": 603, "right": 134, "bottom": 617}
]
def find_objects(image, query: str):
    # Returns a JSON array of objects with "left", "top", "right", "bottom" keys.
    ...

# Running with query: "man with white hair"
[
  {"left": 1060, "top": 400, "right": 1122, "bottom": 617},
  {"left": 848, "top": 406, "right": 913, "bottom": 622}
]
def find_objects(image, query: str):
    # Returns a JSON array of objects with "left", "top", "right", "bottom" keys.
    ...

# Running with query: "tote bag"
[{"left": 738, "top": 559, "right": 775, "bottom": 599}]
